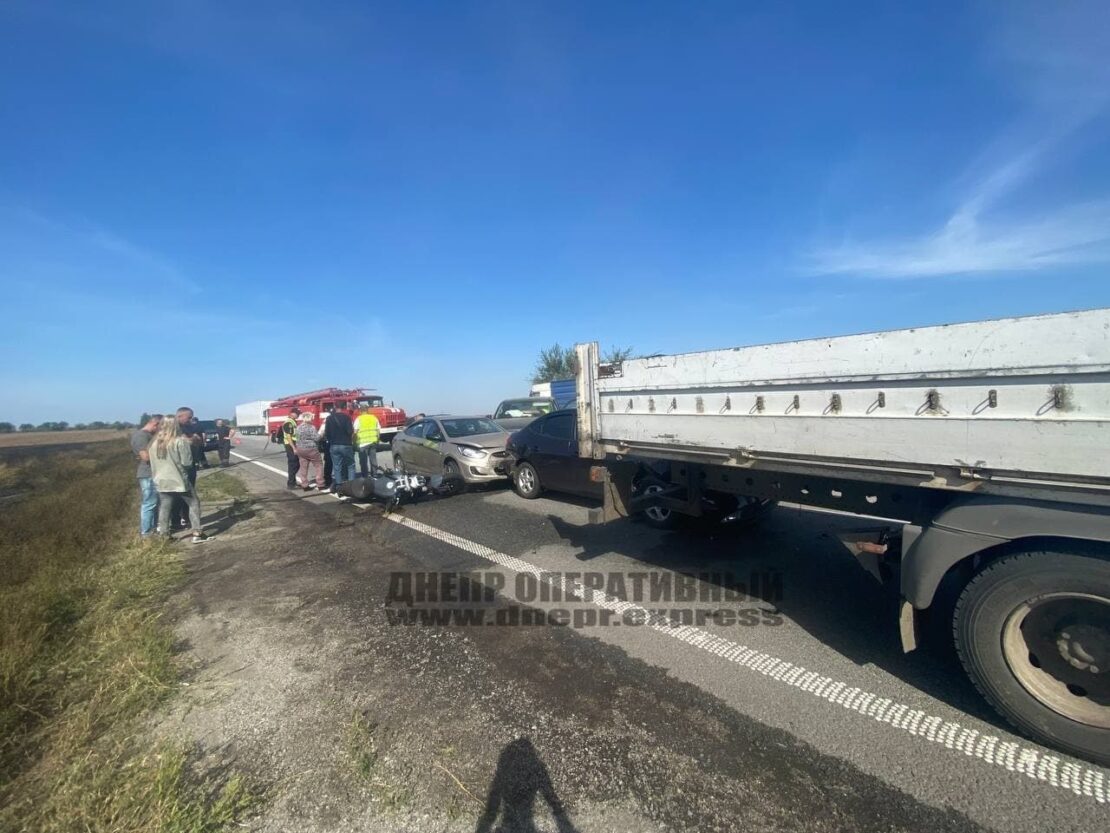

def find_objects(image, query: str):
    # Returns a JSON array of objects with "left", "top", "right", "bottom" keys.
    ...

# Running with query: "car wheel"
[
  {"left": 953, "top": 547, "right": 1110, "bottom": 766},
  {"left": 634, "top": 477, "right": 679, "bottom": 530},
  {"left": 514, "top": 461, "right": 542, "bottom": 499},
  {"left": 443, "top": 458, "right": 466, "bottom": 495}
]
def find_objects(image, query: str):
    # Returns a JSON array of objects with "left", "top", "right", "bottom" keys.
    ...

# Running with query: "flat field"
[{"left": 0, "top": 429, "right": 127, "bottom": 449}]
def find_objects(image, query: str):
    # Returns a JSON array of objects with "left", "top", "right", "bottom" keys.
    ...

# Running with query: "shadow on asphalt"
[
  {"left": 473, "top": 738, "right": 578, "bottom": 833},
  {"left": 544, "top": 506, "right": 1008, "bottom": 732}
]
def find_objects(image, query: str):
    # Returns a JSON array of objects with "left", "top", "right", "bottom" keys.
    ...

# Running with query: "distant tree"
[
  {"left": 0, "top": 422, "right": 14, "bottom": 433},
  {"left": 138, "top": 412, "right": 152, "bottom": 426},
  {"left": 532, "top": 344, "right": 579, "bottom": 384},
  {"left": 602, "top": 345, "right": 635, "bottom": 364},
  {"left": 36, "top": 421, "right": 69, "bottom": 432},
  {"left": 532, "top": 343, "right": 637, "bottom": 384},
  {"left": 74, "top": 423, "right": 88, "bottom": 431},
  {"left": 19, "top": 423, "right": 34, "bottom": 432},
  {"left": 88, "top": 420, "right": 108, "bottom": 429},
  {"left": 110, "top": 421, "right": 126, "bottom": 431}
]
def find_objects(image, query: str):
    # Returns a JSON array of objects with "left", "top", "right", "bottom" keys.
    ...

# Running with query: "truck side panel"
[{"left": 577, "top": 309, "right": 1110, "bottom": 487}]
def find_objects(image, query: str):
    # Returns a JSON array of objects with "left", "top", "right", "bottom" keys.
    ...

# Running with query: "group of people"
[
  {"left": 131, "top": 406, "right": 232, "bottom": 543},
  {"left": 280, "top": 403, "right": 381, "bottom": 496},
  {"left": 131, "top": 403, "right": 381, "bottom": 539}
]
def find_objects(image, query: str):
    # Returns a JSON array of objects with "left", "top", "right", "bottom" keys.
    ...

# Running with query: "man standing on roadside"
[
  {"left": 215, "top": 418, "right": 235, "bottom": 467},
  {"left": 320, "top": 405, "right": 355, "bottom": 492},
  {"left": 131, "top": 413, "right": 163, "bottom": 537},
  {"left": 354, "top": 404, "right": 381, "bottom": 478},
  {"left": 174, "top": 407, "right": 202, "bottom": 529},
  {"left": 190, "top": 415, "right": 211, "bottom": 469},
  {"left": 281, "top": 408, "right": 301, "bottom": 489}
]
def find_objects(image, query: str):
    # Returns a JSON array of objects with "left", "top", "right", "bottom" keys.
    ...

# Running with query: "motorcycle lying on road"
[{"left": 334, "top": 464, "right": 461, "bottom": 511}]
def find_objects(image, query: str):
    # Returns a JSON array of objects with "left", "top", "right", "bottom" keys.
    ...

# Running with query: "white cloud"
[
  {"left": 808, "top": 1, "right": 1110, "bottom": 279},
  {"left": 810, "top": 197, "right": 1110, "bottom": 278},
  {"left": 6, "top": 205, "right": 201, "bottom": 292}
]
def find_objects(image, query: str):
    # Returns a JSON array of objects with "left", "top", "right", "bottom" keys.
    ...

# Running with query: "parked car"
[
  {"left": 508, "top": 411, "right": 774, "bottom": 529},
  {"left": 491, "top": 397, "right": 558, "bottom": 431},
  {"left": 195, "top": 419, "right": 220, "bottom": 452},
  {"left": 391, "top": 416, "right": 512, "bottom": 486},
  {"left": 507, "top": 410, "right": 602, "bottom": 500}
]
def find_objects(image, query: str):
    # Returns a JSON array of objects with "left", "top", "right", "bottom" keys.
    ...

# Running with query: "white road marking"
[{"left": 228, "top": 449, "right": 1110, "bottom": 804}]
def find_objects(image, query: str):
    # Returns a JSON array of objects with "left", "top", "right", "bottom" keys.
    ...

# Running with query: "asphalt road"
[{"left": 225, "top": 435, "right": 1107, "bottom": 832}]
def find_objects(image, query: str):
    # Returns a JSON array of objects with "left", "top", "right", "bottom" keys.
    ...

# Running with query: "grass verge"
[
  {"left": 347, "top": 712, "right": 413, "bottom": 812},
  {"left": 0, "top": 441, "right": 256, "bottom": 832},
  {"left": 195, "top": 470, "right": 249, "bottom": 503}
]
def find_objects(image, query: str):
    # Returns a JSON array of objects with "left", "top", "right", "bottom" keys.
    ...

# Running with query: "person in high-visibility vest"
[
  {"left": 354, "top": 405, "right": 381, "bottom": 478},
  {"left": 281, "top": 408, "right": 301, "bottom": 488}
]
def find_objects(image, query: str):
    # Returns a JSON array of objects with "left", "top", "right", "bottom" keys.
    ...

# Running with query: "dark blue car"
[{"left": 506, "top": 410, "right": 602, "bottom": 500}]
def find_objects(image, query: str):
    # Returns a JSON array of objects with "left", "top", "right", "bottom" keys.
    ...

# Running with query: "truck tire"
[
  {"left": 953, "top": 548, "right": 1110, "bottom": 765},
  {"left": 513, "top": 461, "right": 542, "bottom": 499}
]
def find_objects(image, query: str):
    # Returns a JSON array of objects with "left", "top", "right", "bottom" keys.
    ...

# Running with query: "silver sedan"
[{"left": 390, "top": 416, "right": 512, "bottom": 485}]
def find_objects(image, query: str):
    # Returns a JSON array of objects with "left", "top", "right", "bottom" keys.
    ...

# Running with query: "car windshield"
[
  {"left": 358, "top": 397, "right": 384, "bottom": 408},
  {"left": 441, "top": 418, "right": 504, "bottom": 438},
  {"left": 498, "top": 399, "right": 553, "bottom": 418},
  {"left": 196, "top": 420, "right": 217, "bottom": 432}
]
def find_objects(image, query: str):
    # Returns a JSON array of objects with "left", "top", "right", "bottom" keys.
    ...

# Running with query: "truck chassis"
[{"left": 575, "top": 309, "right": 1110, "bottom": 765}]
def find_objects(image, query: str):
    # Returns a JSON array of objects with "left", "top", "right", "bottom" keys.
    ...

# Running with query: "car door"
[
  {"left": 397, "top": 420, "right": 427, "bottom": 471},
  {"left": 563, "top": 417, "right": 603, "bottom": 498},
  {"left": 534, "top": 411, "right": 576, "bottom": 492},
  {"left": 422, "top": 419, "right": 448, "bottom": 472}
]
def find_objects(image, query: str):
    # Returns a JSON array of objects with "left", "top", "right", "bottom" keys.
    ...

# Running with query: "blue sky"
[{"left": 2, "top": 1, "right": 1108, "bottom": 424}]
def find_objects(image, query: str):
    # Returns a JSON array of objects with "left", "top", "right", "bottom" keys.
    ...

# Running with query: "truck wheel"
[
  {"left": 953, "top": 548, "right": 1110, "bottom": 765},
  {"left": 514, "top": 462, "right": 542, "bottom": 499}
]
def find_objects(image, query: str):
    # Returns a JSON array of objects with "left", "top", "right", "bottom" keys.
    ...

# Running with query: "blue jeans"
[
  {"left": 330, "top": 444, "right": 355, "bottom": 486},
  {"left": 139, "top": 477, "right": 159, "bottom": 536},
  {"left": 358, "top": 446, "right": 378, "bottom": 477}
]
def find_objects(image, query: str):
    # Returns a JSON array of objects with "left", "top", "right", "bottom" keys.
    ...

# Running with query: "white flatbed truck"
[{"left": 575, "top": 308, "right": 1110, "bottom": 764}]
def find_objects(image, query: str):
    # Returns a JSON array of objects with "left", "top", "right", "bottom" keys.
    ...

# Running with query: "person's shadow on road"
[{"left": 474, "top": 738, "right": 578, "bottom": 833}]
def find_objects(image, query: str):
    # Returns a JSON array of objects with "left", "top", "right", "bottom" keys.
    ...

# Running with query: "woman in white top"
[{"left": 149, "top": 417, "right": 208, "bottom": 543}]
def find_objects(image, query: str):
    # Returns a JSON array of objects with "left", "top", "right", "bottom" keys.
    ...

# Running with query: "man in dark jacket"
[
  {"left": 320, "top": 406, "right": 356, "bottom": 491},
  {"left": 173, "top": 407, "right": 202, "bottom": 529}
]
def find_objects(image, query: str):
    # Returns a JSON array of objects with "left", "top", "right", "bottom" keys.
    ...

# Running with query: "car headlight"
[{"left": 457, "top": 445, "right": 486, "bottom": 459}]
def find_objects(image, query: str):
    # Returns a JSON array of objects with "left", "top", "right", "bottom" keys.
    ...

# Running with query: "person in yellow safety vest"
[
  {"left": 354, "top": 405, "right": 381, "bottom": 478},
  {"left": 281, "top": 408, "right": 302, "bottom": 488}
]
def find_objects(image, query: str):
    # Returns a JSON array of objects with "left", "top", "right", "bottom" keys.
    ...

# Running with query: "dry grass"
[
  {"left": 0, "top": 443, "right": 256, "bottom": 833},
  {"left": 0, "top": 429, "right": 128, "bottom": 448}
]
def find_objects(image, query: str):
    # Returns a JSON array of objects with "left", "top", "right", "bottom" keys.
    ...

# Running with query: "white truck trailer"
[
  {"left": 234, "top": 400, "right": 271, "bottom": 435},
  {"left": 575, "top": 308, "right": 1110, "bottom": 764}
]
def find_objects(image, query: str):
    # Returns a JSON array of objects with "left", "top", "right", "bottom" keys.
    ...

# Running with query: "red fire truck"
[{"left": 266, "top": 388, "right": 407, "bottom": 444}]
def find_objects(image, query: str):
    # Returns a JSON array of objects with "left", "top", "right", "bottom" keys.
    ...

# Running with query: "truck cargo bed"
[{"left": 577, "top": 309, "right": 1110, "bottom": 497}]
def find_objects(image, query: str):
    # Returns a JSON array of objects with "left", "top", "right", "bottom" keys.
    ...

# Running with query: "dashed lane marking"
[{"left": 228, "top": 450, "right": 1109, "bottom": 805}]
